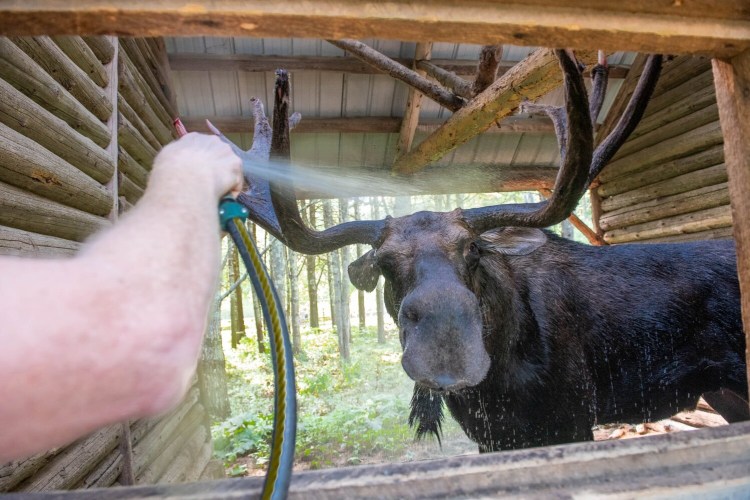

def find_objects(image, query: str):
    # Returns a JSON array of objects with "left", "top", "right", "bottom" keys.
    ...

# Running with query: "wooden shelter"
[{"left": 0, "top": 1, "right": 749, "bottom": 496}]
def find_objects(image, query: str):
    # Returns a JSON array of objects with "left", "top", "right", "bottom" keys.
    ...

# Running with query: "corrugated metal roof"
[{"left": 165, "top": 37, "right": 634, "bottom": 194}]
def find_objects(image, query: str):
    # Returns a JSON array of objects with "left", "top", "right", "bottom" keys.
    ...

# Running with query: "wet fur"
[{"left": 405, "top": 231, "right": 748, "bottom": 451}]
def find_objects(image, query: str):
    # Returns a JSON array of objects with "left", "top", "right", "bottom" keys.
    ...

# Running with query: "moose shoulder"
[{"left": 349, "top": 213, "right": 748, "bottom": 451}]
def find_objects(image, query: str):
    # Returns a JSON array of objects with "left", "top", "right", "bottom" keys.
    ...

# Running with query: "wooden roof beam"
[
  {"left": 327, "top": 39, "right": 464, "bottom": 111},
  {"left": 178, "top": 115, "right": 555, "bottom": 135},
  {"left": 167, "top": 53, "right": 630, "bottom": 79},
  {"left": 2, "top": 1, "right": 749, "bottom": 57},
  {"left": 392, "top": 49, "right": 595, "bottom": 175},
  {"left": 295, "top": 165, "right": 561, "bottom": 199},
  {"left": 395, "top": 42, "right": 432, "bottom": 159}
]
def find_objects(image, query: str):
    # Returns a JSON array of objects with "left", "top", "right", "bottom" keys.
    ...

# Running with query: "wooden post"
[{"left": 712, "top": 49, "right": 750, "bottom": 404}]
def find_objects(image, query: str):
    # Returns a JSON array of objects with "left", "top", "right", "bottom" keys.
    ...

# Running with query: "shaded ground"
[{"left": 236, "top": 401, "right": 727, "bottom": 477}]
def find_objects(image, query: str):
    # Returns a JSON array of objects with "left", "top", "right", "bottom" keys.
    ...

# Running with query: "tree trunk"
[
  {"left": 339, "top": 198, "right": 353, "bottom": 346},
  {"left": 287, "top": 246, "right": 302, "bottom": 356},
  {"left": 372, "top": 197, "right": 386, "bottom": 344},
  {"left": 229, "top": 246, "right": 246, "bottom": 348},
  {"left": 306, "top": 203, "right": 320, "bottom": 329},
  {"left": 250, "top": 223, "right": 266, "bottom": 353},
  {"left": 270, "top": 237, "right": 287, "bottom": 318},
  {"left": 354, "top": 199, "right": 366, "bottom": 329},
  {"left": 197, "top": 293, "right": 230, "bottom": 419},
  {"left": 324, "top": 202, "right": 336, "bottom": 327},
  {"left": 324, "top": 200, "right": 350, "bottom": 362},
  {"left": 561, "top": 219, "right": 575, "bottom": 240}
]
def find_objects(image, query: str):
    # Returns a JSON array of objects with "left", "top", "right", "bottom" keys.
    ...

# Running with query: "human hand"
[{"left": 153, "top": 133, "right": 244, "bottom": 198}]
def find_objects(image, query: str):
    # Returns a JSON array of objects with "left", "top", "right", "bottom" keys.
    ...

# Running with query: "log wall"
[
  {"left": 596, "top": 56, "right": 732, "bottom": 244},
  {"left": 0, "top": 36, "right": 221, "bottom": 491}
]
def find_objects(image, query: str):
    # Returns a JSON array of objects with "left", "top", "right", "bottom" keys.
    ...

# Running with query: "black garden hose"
[{"left": 220, "top": 197, "right": 297, "bottom": 500}]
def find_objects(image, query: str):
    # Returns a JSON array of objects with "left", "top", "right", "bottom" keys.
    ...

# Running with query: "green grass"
[{"left": 213, "top": 323, "right": 468, "bottom": 471}]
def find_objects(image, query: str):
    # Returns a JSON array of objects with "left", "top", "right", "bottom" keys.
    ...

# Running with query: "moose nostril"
[
  {"left": 434, "top": 374, "right": 457, "bottom": 390},
  {"left": 402, "top": 306, "right": 419, "bottom": 323}
]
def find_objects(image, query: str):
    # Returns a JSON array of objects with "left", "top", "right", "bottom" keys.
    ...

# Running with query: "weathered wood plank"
[
  {"left": 0, "top": 121, "right": 114, "bottom": 216},
  {"left": 11, "top": 36, "right": 112, "bottom": 122},
  {"left": 0, "top": 180, "right": 109, "bottom": 242},
  {"left": 117, "top": 172, "right": 145, "bottom": 204},
  {"left": 130, "top": 389, "right": 200, "bottom": 481},
  {"left": 117, "top": 52, "right": 174, "bottom": 145},
  {"left": 51, "top": 36, "right": 108, "bottom": 88},
  {"left": 15, "top": 422, "right": 750, "bottom": 499},
  {"left": 0, "top": 451, "right": 59, "bottom": 492},
  {"left": 328, "top": 39, "right": 464, "bottom": 112},
  {"left": 119, "top": 37, "right": 177, "bottom": 119},
  {"left": 713, "top": 49, "right": 750, "bottom": 401},
  {"left": 117, "top": 147, "right": 149, "bottom": 188},
  {"left": 180, "top": 114, "right": 554, "bottom": 135},
  {"left": 637, "top": 226, "right": 734, "bottom": 244},
  {"left": 627, "top": 79, "right": 716, "bottom": 143},
  {"left": 599, "top": 120, "right": 724, "bottom": 183},
  {"left": 1, "top": 2, "right": 749, "bottom": 57},
  {"left": 155, "top": 425, "right": 207, "bottom": 484},
  {"left": 0, "top": 38, "right": 110, "bottom": 147},
  {"left": 614, "top": 102, "right": 718, "bottom": 160},
  {"left": 1, "top": 178, "right": 106, "bottom": 241},
  {"left": 0, "top": 77, "right": 114, "bottom": 184},
  {"left": 168, "top": 52, "right": 630, "bottom": 79},
  {"left": 118, "top": 112, "right": 157, "bottom": 167},
  {"left": 395, "top": 42, "right": 432, "bottom": 159},
  {"left": 601, "top": 163, "right": 728, "bottom": 213},
  {"left": 604, "top": 204, "right": 732, "bottom": 244},
  {"left": 393, "top": 49, "right": 589, "bottom": 175},
  {"left": 600, "top": 182, "right": 730, "bottom": 232},
  {"left": 598, "top": 144, "right": 724, "bottom": 198},
  {"left": 0, "top": 225, "right": 80, "bottom": 258},
  {"left": 15, "top": 426, "right": 121, "bottom": 492},
  {"left": 82, "top": 36, "right": 114, "bottom": 65}
]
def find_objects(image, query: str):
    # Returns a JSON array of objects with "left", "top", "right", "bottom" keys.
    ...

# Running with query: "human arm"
[{"left": 0, "top": 133, "right": 242, "bottom": 462}]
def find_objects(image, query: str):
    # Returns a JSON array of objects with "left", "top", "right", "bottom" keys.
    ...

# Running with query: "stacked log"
[
  {"left": 0, "top": 35, "right": 216, "bottom": 493},
  {"left": 596, "top": 57, "right": 731, "bottom": 244},
  {"left": 2, "top": 385, "right": 218, "bottom": 493}
]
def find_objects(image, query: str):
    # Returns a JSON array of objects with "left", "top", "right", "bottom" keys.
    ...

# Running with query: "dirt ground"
[{"left": 235, "top": 399, "right": 727, "bottom": 477}]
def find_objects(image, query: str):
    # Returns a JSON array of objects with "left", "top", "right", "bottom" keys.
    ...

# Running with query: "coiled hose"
[{"left": 220, "top": 197, "right": 297, "bottom": 500}]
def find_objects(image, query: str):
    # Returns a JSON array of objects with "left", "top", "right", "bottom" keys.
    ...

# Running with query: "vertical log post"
[{"left": 712, "top": 50, "right": 750, "bottom": 405}]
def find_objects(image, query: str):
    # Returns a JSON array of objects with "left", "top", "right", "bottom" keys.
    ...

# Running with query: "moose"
[{"left": 227, "top": 51, "right": 749, "bottom": 452}]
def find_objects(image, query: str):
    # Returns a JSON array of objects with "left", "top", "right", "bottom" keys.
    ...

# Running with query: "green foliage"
[{"left": 214, "top": 324, "right": 429, "bottom": 471}]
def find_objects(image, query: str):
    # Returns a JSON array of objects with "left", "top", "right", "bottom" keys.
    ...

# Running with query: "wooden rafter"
[
  {"left": 179, "top": 115, "right": 554, "bottom": 135},
  {"left": 167, "top": 53, "right": 630, "bottom": 79},
  {"left": 327, "top": 39, "right": 464, "bottom": 111},
  {"left": 2, "top": 2, "right": 749, "bottom": 57},
  {"left": 395, "top": 42, "right": 432, "bottom": 160},
  {"left": 392, "top": 49, "right": 596, "bottom": 175}
]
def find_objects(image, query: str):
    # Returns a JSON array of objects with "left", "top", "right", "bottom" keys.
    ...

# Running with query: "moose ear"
[
  {"left": 348, "top": 249, "right": 381, "bottom": 291},
  {"left": 479, "top": 227, "right": 547, "bottom": 256}
]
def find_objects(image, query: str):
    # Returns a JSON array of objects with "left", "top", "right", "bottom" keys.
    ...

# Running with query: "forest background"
[{"left": 204, "top": 191, "right": 593, "bottom": 476}]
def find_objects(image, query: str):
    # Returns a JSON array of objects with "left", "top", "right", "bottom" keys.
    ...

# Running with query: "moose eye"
[{"left": 465, "top": 241, "right": 481, "bottom": 269}]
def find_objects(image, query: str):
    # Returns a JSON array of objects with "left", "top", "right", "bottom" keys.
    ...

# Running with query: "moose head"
[{"left": 233, "top": 50, "right": 661, "bottom": 394}]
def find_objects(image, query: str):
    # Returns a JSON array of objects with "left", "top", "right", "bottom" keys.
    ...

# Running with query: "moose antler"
[
  {"left": 462, "top": 49, "right": 593, "bottom": 231},
  {"left": 267, "top": 70, "right": 386, "bottom": 254},
  {"left": 242, "top": 49, "right": 660, "bottom": 252}
]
